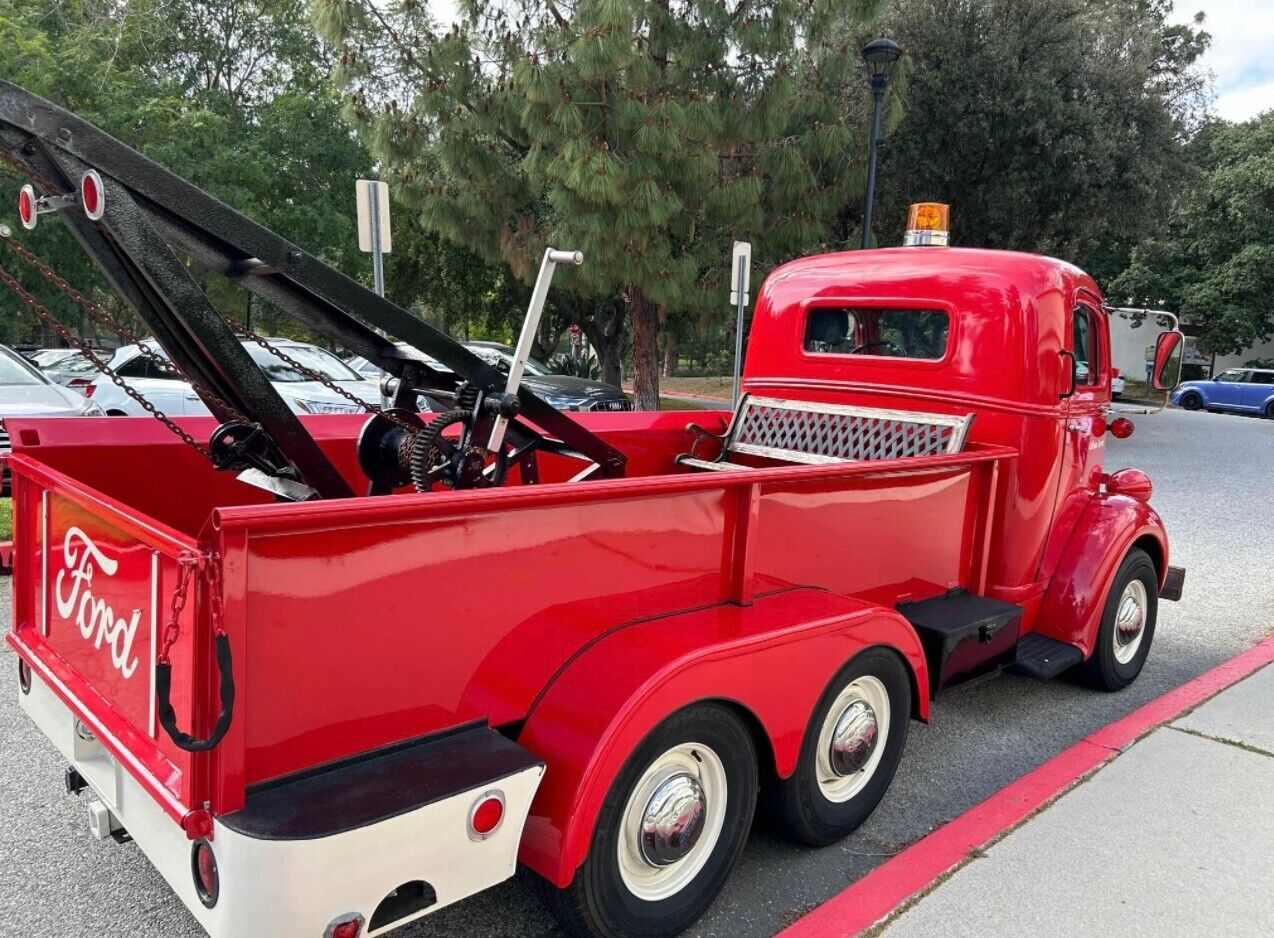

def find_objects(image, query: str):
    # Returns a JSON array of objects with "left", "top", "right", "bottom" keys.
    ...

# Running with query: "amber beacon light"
[{"left": 903, "top": 203, "right": 950, "bottom": 247}]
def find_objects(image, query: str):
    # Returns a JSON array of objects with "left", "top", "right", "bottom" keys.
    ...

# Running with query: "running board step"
[
  {"left": 1008, "top": 634, "right": 1084, "bottom": 680},
  {"left": 898, "top": 590, "right": 1023, "bottom": 697}
]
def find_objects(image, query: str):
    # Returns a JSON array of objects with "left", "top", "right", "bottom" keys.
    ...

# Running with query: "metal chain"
[
  {"left": 0, "top": 253, "right": 215, "bottom": 456},
  {"left": 206, "top": 551, "right": 228, "bottom": 638},
  {"left": 2, "top": 231, "right": 253, "bottom": 427},
  {"left": 158, "top": 554, "right": 200, "bottom": 664},
  {"left": 0, "top": 148, "right": 60, "bottom": 196},
  {"left": 224, "top": 314, "right": 427, "bottom": 433},
  {"left": 156, "top": 551, "right": 228, "bottom": 665}
]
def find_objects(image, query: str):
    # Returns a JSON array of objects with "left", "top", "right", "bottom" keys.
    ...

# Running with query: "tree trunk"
[
  {"left": 663, "top": 336, "right": 677, "bottom": 377},
  {"left": 630, "top": 286, "right": 660, "bottom": 411},
  {"left": 579, "top": 295, "right": 626, "bottom": 390}
]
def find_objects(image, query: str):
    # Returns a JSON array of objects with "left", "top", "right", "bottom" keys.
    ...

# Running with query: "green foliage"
[
  {"left": 314, "top": 0, "right": 888, "bottom": 407},
  {"left": 0, "top": 0, "right": 371, "bottom": 343},
  {"left": 872, "top": 0, "right": 1209, "bottom": 283},
  {"left": 1112, "top": 113, "right": 1274, "bottom": 355}
]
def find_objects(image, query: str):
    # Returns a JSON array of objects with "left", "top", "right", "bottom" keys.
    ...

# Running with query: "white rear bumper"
[{"left": 19, "top": 673, "right": 544, "bottom": 937}]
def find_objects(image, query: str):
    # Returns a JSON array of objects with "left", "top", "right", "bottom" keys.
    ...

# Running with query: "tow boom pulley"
[{"left": 0, "top": 80, "right": 626, "bottom": 499}]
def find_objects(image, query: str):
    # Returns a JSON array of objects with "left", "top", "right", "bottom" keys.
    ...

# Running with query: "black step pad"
[
  {"left": 898, "top": 590, "right": 1023, "bottom": 696},
  {"left": 1008, "top": 633, "right": 1084, "bottom": 680}
]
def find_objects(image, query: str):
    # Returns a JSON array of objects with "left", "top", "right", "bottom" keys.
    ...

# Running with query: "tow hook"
[{"left": 64, "top": 766, "right": 86, "bottom": 796}]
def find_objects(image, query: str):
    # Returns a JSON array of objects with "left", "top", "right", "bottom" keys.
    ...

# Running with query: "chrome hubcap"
[
  {"left": 829, "top": 700, "right": 878, "bottom": 776},
  {"left": 618, "top": 743, "right": 727, "bottom": 901},
  {"left": 1114, "top": 580, "right": 1148, "bottom": 664},
  {"left": 638, "top": 772, "right": 706, "bottom": 867},
  {"left": 815, "top": 676, "right": 890, "bottom": 803}
]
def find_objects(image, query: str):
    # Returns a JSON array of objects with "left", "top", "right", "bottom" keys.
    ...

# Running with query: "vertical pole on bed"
[{"left": 730, "top": 241, "right": 752, "bottom": 407}]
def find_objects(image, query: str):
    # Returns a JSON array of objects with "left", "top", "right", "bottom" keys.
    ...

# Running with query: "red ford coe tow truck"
[{"left": 3, "top": 83, "right": 1185, "bottom": 938}]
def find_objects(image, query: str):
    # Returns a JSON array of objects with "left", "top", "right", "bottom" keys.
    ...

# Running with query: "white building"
[{"left": 1108, "top": 311, "right": 1274, "bottom": 382}]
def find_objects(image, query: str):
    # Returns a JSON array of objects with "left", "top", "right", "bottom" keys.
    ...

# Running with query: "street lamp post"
[{"left": 861, "top": 37, "right": 902, "bottom": 249}]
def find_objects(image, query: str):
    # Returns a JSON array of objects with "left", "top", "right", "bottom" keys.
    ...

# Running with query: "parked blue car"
[{"left": 1171, "top": 367, "right": 1274, "bottom": 418}]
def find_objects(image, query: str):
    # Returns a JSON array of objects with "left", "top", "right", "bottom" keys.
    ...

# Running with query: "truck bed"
[{"left": 6, "top": 410, "right": 1015, "bottom": 817}]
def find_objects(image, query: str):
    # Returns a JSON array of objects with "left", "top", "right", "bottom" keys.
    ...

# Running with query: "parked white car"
[
  {"left": 89, "top": 339, "right": 382, "bottom": 416},
  {"left": 1, "top": 343, "right": 103, "bottom": 493},
  {"left": 1111, "top": 369, "right": 1126, "bottom": 400}
]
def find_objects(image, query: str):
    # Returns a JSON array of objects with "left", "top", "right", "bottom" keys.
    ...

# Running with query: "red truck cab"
[
  {"left": 744, "top": 246, "right": 1180, "bottom": 670},
  {"left": 6, "top": 243, "right": 1183, "bottom": 938}
]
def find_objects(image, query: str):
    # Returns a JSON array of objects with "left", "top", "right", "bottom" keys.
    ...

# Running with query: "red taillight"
[
  {"left": 325, "top": 915, "right": 365, "bottom": 938},
  {"left": 191, "top": 839, "right": 219, "bottom": 908},
  {"left": 81, "top": 384, "right": 96, "bottom": 397},
  {"left": 469, "top": 791, "right": 505, "bottom": 839},
  {"left": 18, "top": 184, "right": 37, "bottom": 229},
  {"left": 1109, "top": 417, "right": 1135, "bottom": 439},
  {"left": 81, "top": 170, "right": 105, "bottom": 221},
  {"left": 1112, "top": 368, "right": 1120, "bottom": 378}
]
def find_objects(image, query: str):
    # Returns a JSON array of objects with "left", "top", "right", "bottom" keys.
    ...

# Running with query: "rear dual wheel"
[
  {"left": 541, "top": 652, "right": 912, "bottom": 937},
  {"left": 540, "top": 704, "right": 757, "bottom": 937},
  {"left": 768, "top": 648, "right": 912, "bottom": 846}
]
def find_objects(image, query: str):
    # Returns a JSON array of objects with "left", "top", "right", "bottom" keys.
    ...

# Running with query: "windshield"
[
  {"left": 471, "top": 346, "right": 552, "bottom": 376},
  {"left": 50, "top": 354, "right": 101, "bottom": 376},
  {"left": 0, "top": 348, "right": 48, "bottom": 385},
  {"left": 32, "top": 349, "right": 74, "bottom": 367},
  {"left": 245, "top": 344, "right": 363, "bottom": 382}
]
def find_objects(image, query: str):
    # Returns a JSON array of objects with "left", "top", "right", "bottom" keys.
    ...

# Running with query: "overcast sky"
[
  {"left": 1174, "top": 1, "right": 1273, "bottom": 122},
  {"left": 424, "top": 1, "right": 1270, "bottom": 123}
]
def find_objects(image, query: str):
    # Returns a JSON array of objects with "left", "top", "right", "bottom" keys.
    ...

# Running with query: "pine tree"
[{"left": 315, "top": 0, "right": 885, "bottom": 409}]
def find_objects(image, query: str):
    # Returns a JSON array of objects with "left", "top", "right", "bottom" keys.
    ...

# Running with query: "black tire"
[
  {"left": 1077, "top": 548, "right": 1158, "bottom": 692},
  {"left": 1264, "top": 401, "right": 1274, "bottom": 420},
  {"left": 1178, "top": 391, "right": 1202, "bottom": 410},
  {"left": 538, "top": 703, "right": 757, "bottom": 938},
  {"left": 767, "top": 648, "right": 911, "bottom": 847},
  {"left": 106, "top": 409, "right": 129, "bottom": 416}
]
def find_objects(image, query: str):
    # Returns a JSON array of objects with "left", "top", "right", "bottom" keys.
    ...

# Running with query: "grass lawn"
[{"left": 0, "top": 497, "right": 12, "bottom": 542}]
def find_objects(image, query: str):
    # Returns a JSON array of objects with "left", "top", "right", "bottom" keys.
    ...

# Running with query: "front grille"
[{"left": 587, "top": 399, "right": 633, "bottom": 412}]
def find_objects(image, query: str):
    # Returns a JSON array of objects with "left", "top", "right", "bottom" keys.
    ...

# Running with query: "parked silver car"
[
  {"left": 89, "top": 339, "right": 382, "bottom": 416},
  {"left": 1, "top": 343, "right": 103, "bottom": 493},
  {"left": 347, "top": 341, "right": 631, "bottom": 412}
]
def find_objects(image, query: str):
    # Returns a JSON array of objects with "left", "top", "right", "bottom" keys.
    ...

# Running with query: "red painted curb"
[{"left": 781, "top": 632, "right": 1274, "bottom": 938}]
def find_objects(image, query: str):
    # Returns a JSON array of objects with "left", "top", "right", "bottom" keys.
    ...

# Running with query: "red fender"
[
  {"left": 1035, "top": 491, "right": 1168, "bottom": 657},
  {"left": 514, "top": 587, "right": 928, "bottom": 887}
]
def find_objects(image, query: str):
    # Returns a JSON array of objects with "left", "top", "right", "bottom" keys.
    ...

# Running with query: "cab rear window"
[{"left": 804, "top": 307, "right": 950, "bottom": 360}]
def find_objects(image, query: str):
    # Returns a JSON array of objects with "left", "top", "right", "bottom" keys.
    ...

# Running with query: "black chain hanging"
[{"left": 0, "top": 235, "right": 218, "bottom": 456}]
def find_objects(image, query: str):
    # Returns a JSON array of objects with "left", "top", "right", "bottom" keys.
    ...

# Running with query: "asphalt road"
[{"left": 1, "top": 407, "right": 1270, "bottom": 937}]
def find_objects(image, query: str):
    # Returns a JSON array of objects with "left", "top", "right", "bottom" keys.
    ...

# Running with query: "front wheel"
[
  {"left": 1178, "top": 391, "right": 1203, "bottom": 410},
  {"left": 1077, "top": 548, "right": 1158, "bottom": 691},
  {"left": 767, "top": 648, "right": 911, "bottom": 846},
  {"left": 539, "top": 704, "right": 757, "bottom": 937}
]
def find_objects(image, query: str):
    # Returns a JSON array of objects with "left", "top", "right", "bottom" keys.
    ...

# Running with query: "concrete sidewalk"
[{"left": 877, "top": 663, "right": 1274, "bottom": 937}]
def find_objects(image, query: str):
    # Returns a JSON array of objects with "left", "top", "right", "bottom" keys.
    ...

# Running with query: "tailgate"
[{"left": 7, "top": 454, "right": 209, "bottom": 825}]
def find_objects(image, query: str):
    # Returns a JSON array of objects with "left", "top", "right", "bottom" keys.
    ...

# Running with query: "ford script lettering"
[{"left": 55, "top": 527, "right": 143, "bottom": 680}]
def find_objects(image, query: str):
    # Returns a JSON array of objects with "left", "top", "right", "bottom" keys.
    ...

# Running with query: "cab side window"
[{"left": 1071, "top": 305, "right": 1100, "bottom": 386}]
